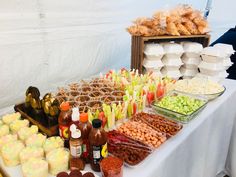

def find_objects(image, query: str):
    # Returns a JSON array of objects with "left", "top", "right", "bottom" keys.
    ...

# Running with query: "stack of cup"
[
  {"left": 143, "top": 43, "right": 164, "bottom": 76},
  {"left": 197, "top": 45, "right": 234, "bottom": 82},
  {"left": 161, "top": 42, "right": 183, "bottom": 80},
  {"left": 180, "top": 42, "right": 203, "bottom": 79}
]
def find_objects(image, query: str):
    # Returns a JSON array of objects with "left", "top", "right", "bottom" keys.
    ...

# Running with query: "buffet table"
[{"left": 0, "top": 79, "right": 236, "bottom": 177}]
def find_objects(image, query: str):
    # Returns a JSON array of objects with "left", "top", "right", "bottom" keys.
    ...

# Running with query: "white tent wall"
[{"left": 0, "top": 0, "right": 235, "bottom": 110}]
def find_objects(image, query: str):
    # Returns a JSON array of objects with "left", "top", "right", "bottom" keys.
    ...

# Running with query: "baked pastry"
[
  {"left": 21, "top": 158, "right": 48, "bottom": 177},
  {"left": 46, "top": 148, "right": 69, "bottom": 175},
  {"left": 43, "top": 136, "right": 64, "bottom": 154},
  {"left": 19, "top": 146, "right": 44, "bottom": 164},
  {"left": 0, "top": 124, "right": 10, "bottom": 137},
  {"left": 2, "top": 112, "right": 21, "bottom": 125},
  {"left": 18, "top": 125, "right": 38, "bottom": 141},
  {"left": 1, "top": 140, "right": 25, "bottom": 166},
  {"left": 25, "top": 133, "right": 46, "bottom": 147},
  {"left": 10, "top": 119, "right": 29, "bottom": 134}
]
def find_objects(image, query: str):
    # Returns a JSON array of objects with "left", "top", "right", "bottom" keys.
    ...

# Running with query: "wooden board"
[
  {"left": 14, "top": 103, "right": 58, "bottom": 137},
  {"left": 131, "top": 34, "right": 211, "bottom": 74}
]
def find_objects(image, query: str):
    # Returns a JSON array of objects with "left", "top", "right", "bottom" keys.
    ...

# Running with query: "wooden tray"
[
  {"left": 131, "top": 34, "right": 211, "bottom": 73},
  {"left": 14, "top": 103, "right": 58, "bottom": 137}
]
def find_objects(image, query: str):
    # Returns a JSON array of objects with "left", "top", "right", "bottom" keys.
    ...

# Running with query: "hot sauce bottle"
[
  {"left": 69, "top": 125, "right": 85, "bottom": 170},
  {"left": 89, "top": 119, "right": 108, "bottom": 172},
  {"left": 58, "top": 102, "right": 71, "bottom": 148},
  {"left": 78, "top": 113, "right": 92, "bottom": 163}
]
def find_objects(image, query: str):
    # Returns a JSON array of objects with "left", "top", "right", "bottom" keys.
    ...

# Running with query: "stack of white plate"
[
  {"left": 161, "top": 42, "right": 184, "bottom": 80},
  {"left": 197, "top": 44, "right": 235, "bottom": 82},
  {"left": 180, "top": 42, "right": 203, "bottom": 79},
  {"left": 143, "top": 43, "right": 164, "bottom": 76}
]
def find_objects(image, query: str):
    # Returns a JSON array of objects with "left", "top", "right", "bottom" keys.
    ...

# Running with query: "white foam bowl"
[
  {"left": 143, "top": 58, "right": 164, "bottom": 69},
  {"left": 144, "top": 43, "right": 165, "bottom": 60}
]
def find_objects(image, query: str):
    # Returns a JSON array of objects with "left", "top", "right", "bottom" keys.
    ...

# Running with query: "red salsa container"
[{"left": 100, "top": 156, "right": 123, "bottom": 177}]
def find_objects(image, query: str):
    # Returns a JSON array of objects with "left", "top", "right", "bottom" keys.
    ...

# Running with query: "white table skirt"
[{"left": 1, "top": 79, "right": 236, "bottom": 177}]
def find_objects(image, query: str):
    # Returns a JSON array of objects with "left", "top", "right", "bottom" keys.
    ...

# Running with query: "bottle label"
[
  {"left": 92, "top": 143, "right": 108, "bottom": 165},
  {"left": 82, "top": 140, "right": 89, "bottom": 159},
  {"left": 59, "top": 125, "right": 69, "bottom": 139},
  {"left": 71, "top": 145, "right": 82, "bottom": 157}
]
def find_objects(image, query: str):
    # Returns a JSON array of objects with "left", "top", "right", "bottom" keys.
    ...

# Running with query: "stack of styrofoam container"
[
  {"left": 180, "top": 42, "right": 203, "bottom": 79},
  {"left": 161, "top": 42, "right": 183, "bottom": 80},
  {"left": 197, "top": 44, "right": 235, "bottom": 82},
  {"left": 143, "top": 43, "right": 164, "bottom": 76}
]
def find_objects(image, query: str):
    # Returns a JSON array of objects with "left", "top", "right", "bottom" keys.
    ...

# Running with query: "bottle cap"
[
  {"left": 71, "top": 107, "right": 80, "bottom": 121},
  {"left": 92, "top": 119, "right": 102, "bottom": 128},
  {"left": 80, "top": 113, "right": 88, "bottom": 123},
  {"left": 71, "top": 128, "right": 81, "bottom": 139},
  {"left": 60, "top": 102, "right": 70, "bottom": 111}
]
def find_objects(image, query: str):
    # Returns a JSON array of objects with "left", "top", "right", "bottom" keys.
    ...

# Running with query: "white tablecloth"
[{"left": 1, "top": 79, "right": 236, "bottom": 177}]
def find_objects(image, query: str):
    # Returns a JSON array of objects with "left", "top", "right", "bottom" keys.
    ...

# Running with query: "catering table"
[{"left": 1, "top": 79, "right": 236, "bottom": 177}]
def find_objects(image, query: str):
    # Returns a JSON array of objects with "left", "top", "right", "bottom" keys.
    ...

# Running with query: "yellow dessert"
[
  {"left": 19, "top": 146, "right": 44, "bottom": 164},
  {"left": 1, "top": 140, "right": 25, "bottom": 166},
  {"left": 25, "top": 133, "right": 46, "bottom": 147},
  {"left": 10, "top": 119, "right": 29, "bottom": 134},
  {"left": 0, "top": 134, "right": 18, "bottom": 153},
  {"left": 22, "top": 158, "right": 48, "bottom": 177},
  {"left": 18, "top": 125, "right": 38, "bottom": 142},
  {"left": 0, "top": 124, "right": 9, "bottom": 137},
  {"left": 43, "top": 136, "right": 64, "bottom": 154},
  {"left": 46, "top": 148, "right": 69, "bottom": 175},
  {"left": 2, "top": 112, "right": 21, "bottom": 125}
]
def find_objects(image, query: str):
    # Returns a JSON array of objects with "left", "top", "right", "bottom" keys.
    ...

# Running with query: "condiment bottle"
[
  {"left": 89, "top": 119, "right": 108, "bottom": 172},
  {"left": 58, "top": 102, "right": 72, "bottom": 148},
  {"left": 69, "top": 125, "right": 85, "bottom": 170},
  {"left": 78, "top": 113, "right": 92, "bottom": 163},
  {"left": 69, "top": 107, "right": 80, "bottom": 137}
]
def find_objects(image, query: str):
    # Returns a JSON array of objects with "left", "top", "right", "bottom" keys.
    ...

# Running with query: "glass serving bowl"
[{"left": 151, "top": 91, "right": 208, "bottom": 124}]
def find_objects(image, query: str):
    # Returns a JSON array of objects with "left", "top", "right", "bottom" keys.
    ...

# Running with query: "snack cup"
[
  {"left": 100, "top": 156, "right": 123, "bottom": 177},
  {"left": 100, "top": 87, "right": 114, "bottom": 94},
  {"left": 87, "top": 101, "right": 103, "bottom": 112},
  {"left": 89, "top": 91, "right": 104, "bottom": 100},
  {"left": 101, "top": 96, "right": 116, "bottom": 104},
  {"left": 111, "top": 91, "right": 125, "bottom": 97}
]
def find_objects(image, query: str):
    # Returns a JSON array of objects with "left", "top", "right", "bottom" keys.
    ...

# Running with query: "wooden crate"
[{"left": 131, "top": 34, "right": 211, "bottom": 73}]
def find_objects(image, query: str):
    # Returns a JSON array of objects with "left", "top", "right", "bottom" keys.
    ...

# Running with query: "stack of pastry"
[{"left": 127, "top": 4, "right": 209, "bottom": 36}]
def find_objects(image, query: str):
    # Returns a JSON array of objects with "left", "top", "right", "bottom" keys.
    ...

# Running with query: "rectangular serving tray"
[
  {"left": 151, "top": 91, "right": 208, "bottom": 123},
  {"left": 14, "top": 103, "right": 58, "bottom": 136}
]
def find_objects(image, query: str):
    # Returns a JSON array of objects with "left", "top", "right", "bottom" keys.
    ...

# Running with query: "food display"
[
  {"left": 25, "top": 133, "right": 47, "bottom": 147},
  {"left": 19, "top": 146, "right": 44, "bottom": 164},
  {"left": 152, "top": 91, "right": 208, "bottom": 123},
  {"left": 43, "top": 136, "right": 64, "bottom": 154},
  {"left": 117, "top": 120, "right": 166, "bottom": 148},
  {"left": 132, "top": 112, "right": 182, "bottom": 137},
  {"left": 1, "top": 140, "right": 25, "bottom": 166},
  {"left": 21, "top": 158, "right": 48, "bottom": 177},
  {"left": 127, "top": 5, "right": 209, "bottom": 36},
  {"left": 56, "top": 170, "right": 97, "bottom": 177},
  {"left": 17, "top": 125, "right": 38, "bottom": 141},
  {"left": 46, "top": 148, "right": 70, "bottom": 175},
  {"left": 100, "top": 156, "right": 123, "bottom": 177},
  {"left": 108, "top": 130, "right": 152, "bottom": 166}
]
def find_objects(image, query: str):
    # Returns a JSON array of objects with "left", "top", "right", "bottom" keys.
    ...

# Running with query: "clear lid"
[{"left": 144, "top": 43, "right": 165, "bottom": 56}]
